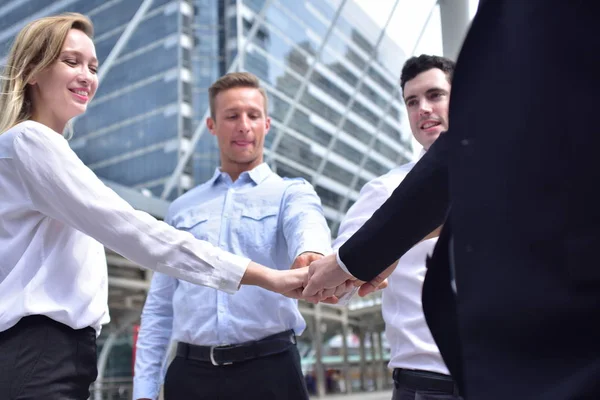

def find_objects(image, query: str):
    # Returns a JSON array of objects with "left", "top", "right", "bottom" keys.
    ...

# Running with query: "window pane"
[
  {"left": 77, "top": 78, "right": 179, "bottom": 132},
  {"left": 75, "top": 113, "right": 178, "bottom": 165},
  {"left": 94, "top": 148, "right": 178, "bottom": 186},
  {"left": 97, "top": 44, "right": 178, "bottom": 97}
]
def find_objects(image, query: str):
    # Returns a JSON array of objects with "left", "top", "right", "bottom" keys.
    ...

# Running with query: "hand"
[
  {"left": 291, "top": 252, "right": 341, "bottom": 303},
  {"left": 266, "top": 267, "right": 309, "bottom": 298},
  {"left": 326, "top": 280, "right": 361, "bottom": 303},
  {"left": 291, "top": 252, "right": 323, "bottom": 269},
  {"left": 242, "top": 262, "right": 307, "bottom": 297},
  {"left": 302, "top": 254, "right": 354, "bottom": 300},
  {"left": 356, "top": 261, "right": 397, "bottom": 297},
  {"left": 241, "top": 261, "right": 341, "bottom": 302},
  {"left": 318, "top": 261, "right": 395, "bottom": 302}
]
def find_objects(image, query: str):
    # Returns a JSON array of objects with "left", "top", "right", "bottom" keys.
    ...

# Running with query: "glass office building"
[{"left": 0, "top": 0, "right": 413, "bottom": 232}]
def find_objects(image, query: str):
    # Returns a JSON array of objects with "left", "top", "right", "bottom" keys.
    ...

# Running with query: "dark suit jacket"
[{"left": 339, "top": 1, "right": 600, "bottom": 398}]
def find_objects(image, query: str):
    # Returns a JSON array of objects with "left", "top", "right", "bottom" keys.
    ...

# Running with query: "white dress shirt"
[
  {"left": 333, "top": 151, "right": 449, "bottom": 374},
  {"left": 0, "top": 121, "right": 249, "bottom": 335}
]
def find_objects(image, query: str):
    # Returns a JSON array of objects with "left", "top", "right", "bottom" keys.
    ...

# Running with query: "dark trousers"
[
  {"left": 392, "top": 369, "right": 463, "bottom": 400},
  {"left": 393, "top": 387, "right": 463, "bottom": 400},
  {"left": 164, "top": 345, "right": 309, "bottom": 400},
  {"left": 0, "top": 315, "right": 97, "bottom": 400}
]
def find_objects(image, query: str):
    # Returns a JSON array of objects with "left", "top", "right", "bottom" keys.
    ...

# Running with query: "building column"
[
  {"left": 341, "top": 311, "right": 352, "bottom": 394},
  {"left": 377, "top": 329, "right": 387, "bottom": 388},
  {"left": 358, "top": 328, "right": 367, "bottom": 391},
  {"left": 369, "top": 330, "right": 379, "bottom": 390},
  {"left": 314, "top": 304, "right": 326, "bottom": 397},
  {"left": 439, "top": 0, "right": 471, "bottom": 60}
]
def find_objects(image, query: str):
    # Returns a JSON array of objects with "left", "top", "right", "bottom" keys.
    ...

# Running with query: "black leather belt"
[
  {"left": 393, "top": 368, "right": 459, "bottom": 395},
  {"left": 176, "top": 329, "right": 296, "bottom": 366}
]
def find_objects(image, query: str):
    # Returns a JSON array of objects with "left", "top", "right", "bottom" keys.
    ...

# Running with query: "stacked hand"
[
  {"left": 257, "top": 252, "right": 391, "bottom": 303},
  {"left": 283, "top": 226, "right": 440, "bottom": 301},
  {"left": 287, "top": 252, "right": 350, "bottom": 303},
  {"left": 301, "top": 254, "right": 393, "bottom": 303}
]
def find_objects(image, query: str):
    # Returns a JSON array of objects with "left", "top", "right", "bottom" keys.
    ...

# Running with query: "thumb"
[
  {"left": 358, "top": 275, "right": 387, "bottom": 297},
  {"left": 358, "top": 261, "right": 396, "bottom": 296}
]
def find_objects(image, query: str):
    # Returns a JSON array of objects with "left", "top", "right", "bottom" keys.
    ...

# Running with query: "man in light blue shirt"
[{"left": 133, "top": 72, "right": 331, "bottom": 400}]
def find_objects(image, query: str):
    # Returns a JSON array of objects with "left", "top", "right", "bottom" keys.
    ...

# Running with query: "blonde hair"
[
  {"left": 0, "top": 13, "right": 94, "bottom": 135},
  {"left": 208, "top": 72, "right": 268, "bottom": 119}
]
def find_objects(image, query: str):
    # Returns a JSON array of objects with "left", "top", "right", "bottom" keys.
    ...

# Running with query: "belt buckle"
[{"left": 209, "top": 344, "right": 234, "bottom": 366}]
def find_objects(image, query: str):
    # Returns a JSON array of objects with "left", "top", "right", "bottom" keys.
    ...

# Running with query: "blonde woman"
[{"left": 0, "top": 13, "right": 309, "bottom": 399}]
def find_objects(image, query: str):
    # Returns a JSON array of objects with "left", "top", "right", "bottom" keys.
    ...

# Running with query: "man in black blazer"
[{"left": 304, "top": 1, "right": 600, "bottom": 399}]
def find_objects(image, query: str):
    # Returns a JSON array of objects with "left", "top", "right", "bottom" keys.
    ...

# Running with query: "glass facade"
[
  {"left": 231, "top": 0, "right": 413, "bottom": 232},
  {"left": 74, "top": 0, "right": 191, "bottom": 199},
  {"left": 0, "top": 0, "right": 413, "bottom": 231}
]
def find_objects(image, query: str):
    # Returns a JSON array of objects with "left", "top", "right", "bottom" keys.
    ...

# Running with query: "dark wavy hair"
[{"left": 400, "top": 54, "right": 456, "bottom": 91}]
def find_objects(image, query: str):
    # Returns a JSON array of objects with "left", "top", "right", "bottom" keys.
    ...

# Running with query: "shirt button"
[
  {"left": 465, "top": 244, "right": 473, "bottom": 253},
  {"left": 461, "top": 139, "right": 470, "bottom": 146}
]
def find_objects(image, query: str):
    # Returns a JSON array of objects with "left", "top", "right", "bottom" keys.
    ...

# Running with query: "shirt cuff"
[
  {"left": 336, "top": 250, "right": 352, "bottom": 275},
  {"left": 215, "top": 251, "right": 250, "bottom": 294},
  {"left": 132, "top": 378, "right": 161, "bottom": 400}
]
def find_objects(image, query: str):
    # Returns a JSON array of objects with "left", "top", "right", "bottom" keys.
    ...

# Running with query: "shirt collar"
[
  {"left": 207, "top": 168, "right": 223, "bottom": 186},
  {"left": 246, "top": 162, "right": 273, "bottom": 184},
  {"left": 211, "top": 162, "right": 273, "bottom": 186}
]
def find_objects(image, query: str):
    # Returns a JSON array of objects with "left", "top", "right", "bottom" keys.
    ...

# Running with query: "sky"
[{"left": 353, "top": 0, "right": 480, "bottom": 57}]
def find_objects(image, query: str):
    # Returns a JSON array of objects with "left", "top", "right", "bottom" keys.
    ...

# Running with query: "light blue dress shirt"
[{"left": 133, "top": 163, "right": 331, "bottom": 399}]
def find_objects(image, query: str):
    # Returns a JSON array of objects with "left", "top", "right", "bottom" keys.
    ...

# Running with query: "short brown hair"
[
  {"left": 208, "top": 72, "right": 268, "bottom": 119},
  {"left": 0, "top": 12, "right": 93, "bottom": 134}
]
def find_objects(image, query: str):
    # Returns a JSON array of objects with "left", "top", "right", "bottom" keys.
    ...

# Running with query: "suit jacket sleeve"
[{"left": 338, "top": 130, "right": 452, "bottom": 281}]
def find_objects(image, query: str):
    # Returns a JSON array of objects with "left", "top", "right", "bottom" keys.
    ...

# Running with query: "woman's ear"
[{"left": 27, "top": 70, "right": 37, "bottom": 86}]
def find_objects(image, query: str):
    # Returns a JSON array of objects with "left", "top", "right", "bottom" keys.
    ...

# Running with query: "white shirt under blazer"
[
  {"left": 333, "top": 152, "right": 449, "bottom": 375},
  {"left": 0, "top": 121, "right": 249, "bottom": 335}
]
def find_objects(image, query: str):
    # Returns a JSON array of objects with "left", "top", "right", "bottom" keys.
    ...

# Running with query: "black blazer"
[{"left": 339, "top": 1, "right": 600, "bottom": 399}]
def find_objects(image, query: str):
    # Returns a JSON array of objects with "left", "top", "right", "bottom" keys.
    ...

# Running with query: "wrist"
[{"left": 241, "top": 262, "right": 275, "bottom": 291}]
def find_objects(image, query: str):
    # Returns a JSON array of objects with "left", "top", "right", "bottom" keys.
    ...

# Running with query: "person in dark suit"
[{"left": 303, "top": 1, "right": 600, "bottom": 399}]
